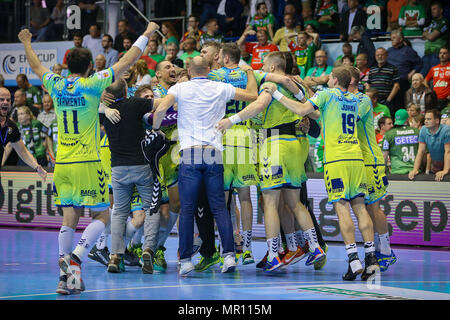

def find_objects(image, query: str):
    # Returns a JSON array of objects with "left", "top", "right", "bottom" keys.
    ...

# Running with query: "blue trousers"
[{"left": 178, "top": 148, "right": 235, "bottom": 260}]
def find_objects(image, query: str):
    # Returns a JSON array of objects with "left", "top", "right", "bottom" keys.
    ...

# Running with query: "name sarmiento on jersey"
[{"left": 56, "top": 96, "right": 86, "bottom": 107}]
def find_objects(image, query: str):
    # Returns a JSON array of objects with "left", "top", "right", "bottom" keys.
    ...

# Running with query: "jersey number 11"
[{"left": 62, "top": 110, "right": 79, "bottom": 134}]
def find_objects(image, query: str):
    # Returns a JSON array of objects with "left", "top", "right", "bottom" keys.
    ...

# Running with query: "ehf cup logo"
[{"left": 2, "top": 55, "right": 16, "bottom": 75}]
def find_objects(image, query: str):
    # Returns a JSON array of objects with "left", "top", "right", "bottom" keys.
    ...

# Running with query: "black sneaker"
[
  {"left": 124, "top": 248, "right": 140, "bottom": 266},
  {"left": 361, "top": 252, "right": 380, "bottom": 281},
  {"left": 88, "top": 245, "right": 110, "bottom": 266},
  {"left": 342, "top": 258, "right": 364, "bottom": 281}
]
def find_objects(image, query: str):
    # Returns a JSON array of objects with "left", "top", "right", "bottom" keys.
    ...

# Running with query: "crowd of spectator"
[{"left": 2, "top": 0, "right": 449, "bottom": 180}]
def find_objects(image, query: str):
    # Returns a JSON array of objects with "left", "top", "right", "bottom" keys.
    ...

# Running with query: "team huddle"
[{"left": 18, "top": 21, "right": 396, "bottom": 296}]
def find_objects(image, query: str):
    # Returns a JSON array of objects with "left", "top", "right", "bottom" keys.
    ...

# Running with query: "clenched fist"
[{"left": 18, "top": 29, "right": 33, "bottom": 44}]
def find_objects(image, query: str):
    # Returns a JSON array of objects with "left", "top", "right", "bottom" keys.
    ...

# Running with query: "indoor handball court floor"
[{"left": 0, "top": 228, "right": 449, "bottom": 300}]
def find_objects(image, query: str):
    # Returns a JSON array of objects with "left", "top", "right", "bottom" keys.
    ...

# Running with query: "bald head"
[
  {"left": 188, "top": 56, "right": 210, "bottom": 77},
  {"left": 0, "top": 87, "right": 12, "bottom": 117}
]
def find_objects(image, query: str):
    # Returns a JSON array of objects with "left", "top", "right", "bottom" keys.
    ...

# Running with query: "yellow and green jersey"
[
  {"left": 261, "top": 82, "right": 300, "bottom": 129},
  {"left": 355, "top": 92, "right": 385, "bottom": 166},
  {"left": 308, "top": 88, "right": 363, "bottom": 164},
  {"left": 42, "top": 68, "right": 115, "bottom": 164}
]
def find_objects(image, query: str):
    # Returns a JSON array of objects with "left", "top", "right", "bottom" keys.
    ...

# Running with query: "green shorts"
[
  {"left": 258, "top": 135, "right": 305, "bottom": 191},
  {"left": 160, "top": 142, "right": 180, "bottom": 189},
  {"left": 223, "top": 126, "right": 258, "bottom": 190},
  {"left": 53, "top": 161, "right": 110, "bottom": 210},
  {"left": 296, "top": 133, "right": 309, "bottom": 184},
  {"left": 365, "top": 164, "right": 389, "bottom": 205},
  {"left": 323, "top": 160, "right": 367, "bottom": 204}
]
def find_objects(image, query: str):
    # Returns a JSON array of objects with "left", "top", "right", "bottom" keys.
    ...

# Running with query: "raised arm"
[
  {"left": 18, "top": 29, "right": 50, "bottom": 80},
  {"left": 112, "top": 22, "right": 160, "bottom": 78},
  {"left": 234, "top": 67, "right": 258, "bottom": 102},
  {"left": 153, "top": 94, "right": 176, "bottom": 130}
]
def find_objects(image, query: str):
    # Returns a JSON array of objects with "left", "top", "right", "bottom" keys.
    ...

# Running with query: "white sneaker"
[
  {"left": 179, "top": 259, "right": 195, "bottom": 276},
  {"left": 221, "top": 255, "right": 237, "bottom": 273}
]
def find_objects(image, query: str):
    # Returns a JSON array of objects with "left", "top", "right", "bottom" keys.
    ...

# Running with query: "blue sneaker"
[
  {"left": 375, "top": 250, "right": 397, "bottom": 272},
  {"left": 263, "top": 255, "right": 284, "bottom": 273},
  {"left": 305, "top": 246, "right": 325, "bottom": 266}
]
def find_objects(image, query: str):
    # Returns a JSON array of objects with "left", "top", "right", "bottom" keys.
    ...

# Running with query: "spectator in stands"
[
  {"left": 161, "top": 21, "right": 180, "bottom": 48},
  {"left": 216, "top": 0, "right": 245, "bottom": 36},
  {"left": 387, "top": 0, "right": 407, "bottom": 31},
  {"left": 315, "top": 0, "right": 339, "bottom": 34},
  {"left": 382, "top": 109, "right": 419, "bottom": 174},
  {"left": 368, "top": 47, "right": 400, "bottom": 113},
  {"left": 50, "top": 0, "right": 66, "bottom": 41},
  {"left": 101, "top": 34, "right": 119, "bottom": 69},
  {"left": 398, "top": 0, "right": 426, "bottom": 37},
  {"left": 15, "top": 106, "right": 53, "bottom": 167},
  {"left": 52, "top": 64, "right": 63, "bottom": 76},
  {"left": 441, "top": 109, "right": 449, "bottom": 126},
  {"left": 405, "top": 73, "right": 438, "bottom": 113},
  {"left": 304, "top": 49, "right": 333, "bottom": 91},
  {"left": 367, "top": 87, "right": 392, "bottom": 130},
  {"left": 284, "top": 2, "right": 303, "bottom": 30},
  {"left": 239, "top": 42, "right": 252, "bottom": 66},
  {"left": 180, "top": 15, "right": 204, "bottom": 51},
  {"left": 10, "top": 89, "right": 36, "bottom": 121},
  {"left": 62, "top": 31, "right": 84, "bottom": 71},
  {"left": 200, "top": 18, "right": 225, "bottom": 47},
  {"left": 341, "top": 54, "right": 355, "bottom": 66},
  {"left": 363, "top": 0, "right": 387, "bottom": 32},
  {"left": 29, "top": 0, "right": 51, "bottom": 42},
  {"left": 95, "top": 54, "right": 106, "bottom": 72},
  {"left": 82, "top": 24, "right": 103, "bottom": 65},
  {"left": 180, "top": 38, "right": 201, "bottom": 68},
  {"left": 349, "top": 25, "right": 376, "bottom": 67},
  {"left": 247, "top": 1, "right": 275, "bottom": 40},
  {"left": 409, "top": 108, "right": 450, "bottom": 181},
  {"left": 410, "top": 113, "right": 425, "bottom": 129},
  {"left": 199, "top": 0, "right": 220, "bottom": 29},
  {"left": 340, "top": 0, "right": 367, "bottom": 41},
  {"left": 237, "top": 28, "right": 278, "bottom": 70},
  {"left": 387, "top": 29, "right": 423, "bottom": 111},
  {"left": 425, "top": 46, "right": 449, "bottom": 110},
  {"left": 337, "top": 43, "right": 355, "bottom": 62},
  {"left": 356, "top": 53, "right": 370, "bottom": 92},
  {"left": 135, "top": 59, "right": 152, "bottom": 87},
  {"left": 302, "top": 6, "right": 320, "bottom": 32},
  {"left": 16, "top": 74, "right": 42, "bottom": 112},
  {"left": 114, "top": 19, "right": 138, "bottom": 53},
  {"left": 420, "top": 1, "right": 448, "bottom": 76},
  {"left": 0, "top": 74, "right": 4, "bottom": 88},
  {"left": 118, "top": 36, "right": 133, "bottom": 60},
  {"left": 406, "top": 102, "right": 420, "bottom": 123},
  {"left": 272, "top": 13, "right": 299, "bottom": 52},
  {"left": 37, "top": 95, "right": 56, "bottom": 129},
  {"left": 377, "top": 116, "right": 394, "bottom": 145},
  {"left": 143, "top": 40, "right": 165, "bottom": 77},
  {"left": 164, "top": 42, "right": 184, "bottom": 68},
  {"left": 77, "top": 0, "right": 99, "bottom": 36},
  {"left": 285, "top": 31, "right": 318, "bottom": 77}
]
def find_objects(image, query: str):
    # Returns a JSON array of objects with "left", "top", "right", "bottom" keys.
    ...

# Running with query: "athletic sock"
[
  {"left": 59, "top": 226, "right": 75, "bottom": 276},
  {"left": 378, "top": 233, "right": 391, "bottom": 255},
  {"left": 277, "top": 234, "right": 285, "bottom": 254},
  {"left": 295, "top": 230, "right": 306, "bottom": 248},
  {"left": 72, "top": 219, "right": 105, "bottom": 262},
  {"left": 157, "top": 210, "right": 179, "bottom": 248},
  {"left": 364, "top": 241, "right": 375, "bottom": 257},
  {"left": 242, "top": 229, "right": 252, "bottom": 252},
  {"left": 267, "top": 236, "right": 279, "bottom": 260},
  {"left": 374, "top": 232, "right": 380, "bottom": 251},
  {"left": 124, "top": 220, "right": 138, "bottom": 248},
  {"left": 285, "top": 233, "right": 298, "bottom": 252},
  {"left": 345, "top": 243, "right": 359, "bottom": 262},
  {"left": 303, "top": 228, "right": 320, "bottom": 251},
  {"left": 131, "top": 226, "right": 144, "bottom": 247},
  {"left": 96, "top": 232, "right": 107, "bottom": 250}
]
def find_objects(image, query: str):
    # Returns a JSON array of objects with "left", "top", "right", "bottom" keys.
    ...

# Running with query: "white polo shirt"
[{"left": 167, "top": 77, "right": 236, "bottom": 151}]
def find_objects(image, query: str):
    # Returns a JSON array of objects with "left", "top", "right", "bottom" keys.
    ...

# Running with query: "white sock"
[
  {"left": 242, "top": 229, "right": 252, "bottom": 252},
  {"left": 124, "top": 220, "right": 138, "bottom": 248},
  {"left": 374, "top": 232, "right": 380, "bottom": 251},
  {"left": 378, "top": 233, "right": 391, "bottom": 255},
  {"left": 303, "top": 228, "right": 320, "bottom": 250},
  {"left": 131, "top": 226, "right": 144, "bottom": 246},
  {"left": 295, "top": 230, "right": 306, "bottom": 248},
  {"left": 96, "top": 232, "right": 107, "bottom": 250},
  {"left": 59, "top": 226, "right": 75, "bottom": 277},
  {"left": 267, "top": 236, "right": 279, "bottom": 260},
  {"left": 364, "top": 241, "right": 375, "bottom": 255},
  {"left": 277, "top": 234, "right": 284, "bottom": 254},
  {"left": 72, "top": 219, "right": 105, "bottom": 262},
  {"left": 285, "top": 233, "right": 298, "bottom": 252},
  {"left": 345, "top": 243, "right": 359, "bottom": 262}
]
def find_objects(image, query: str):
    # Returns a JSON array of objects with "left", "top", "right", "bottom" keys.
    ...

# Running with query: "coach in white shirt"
[{"left": 153, "top": 56, "right": 256, "bottom": 276}]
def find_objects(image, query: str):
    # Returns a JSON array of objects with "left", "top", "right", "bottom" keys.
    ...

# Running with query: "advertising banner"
[{"left": 0, "top": 171, "right": 448, "bottom": 246}]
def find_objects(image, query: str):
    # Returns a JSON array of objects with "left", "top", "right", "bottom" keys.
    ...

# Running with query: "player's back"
[
  {"left": 382, "top": 125, "right": 419, "bottom": 174},
  {"left": 355, "top": 92, "right": 385, "bottom": 166},
  {"left": 309, "top": 88, "right": 363, "bottom": 164},
  {"left": 42, "top": 69, "right": 115, "bottom": 164}
]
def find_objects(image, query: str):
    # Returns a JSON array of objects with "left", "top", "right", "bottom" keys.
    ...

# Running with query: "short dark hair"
[
  {"left": 134, "top": 84, "right": 153, "bottom": 98},
  {"left": 221, "top": 43, "right": 240, "bottom": 64},
  {"left": 425, "top": 108, "right": 441, "bottom": 120},
  {"left": 430, "top": 1, "right": 443, "bottom": 9},
  {"left": 73, "top": 30, "right": 83, "bottom": 39},
  {"left": 16, "top": 74, "right": 28, "bottom": 82},
  {"left": 188, "top": 15, "right": 199, "bottom": 22},
  {"left": 378, "top": 116, "right": 391, "bottom": 128},
  {"left": 103, "top": 34, "right": 113, "bottom": 44},
  {"left": 67, "top": 48, "right": 93, "bottom": 75},
  {"left": 105, "top": 79, "right": 128, "bottom": 99},
  {"left": 123, "top": 35, "right": 133, "bottom": 42},
  {"left": 256, "top": 2, "right": 267, "bottom": 10},
  {"left": 119, "top": 19, "right": 129, "bottom": 25},
  {"left": 342, "top": 54, "right": 355, "bottom": 64}
]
